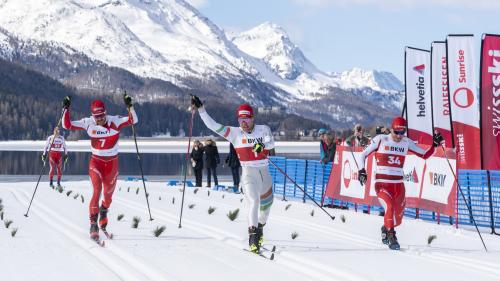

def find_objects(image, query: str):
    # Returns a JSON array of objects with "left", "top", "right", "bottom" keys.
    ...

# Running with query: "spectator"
[
  {"left": 190, "top": 140, "right": 204, "bottom": 187},
  {"left": 321, "top": 134, "right": 337, "bottom": 164},
  {"left": 376, "top": 126, "right": 390, "bottom": 135},
  {"left": 346, "top": 124, "right": 370, "bottom": 147},
  {"left": 225, "top": 143, "right": 241, "bottom": 192},
  {"left": 204, "top": 138, "right": 220, "bottom": 187},
  {"left": 318, "top": 128, "right": 328, "bottom": 161}
]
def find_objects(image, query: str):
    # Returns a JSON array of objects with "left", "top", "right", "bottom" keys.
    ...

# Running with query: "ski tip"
[{"left": 271, "top": 245, "right": 276, "bottom": 252}]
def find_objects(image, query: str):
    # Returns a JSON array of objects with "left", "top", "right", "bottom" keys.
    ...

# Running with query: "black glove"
[
  {"left": 123, "top": 93, "right": 133, "bottom": 108},
  {"left": 63, "top": 154, "right": 69, "bottom": 163},
  {"left": 252, "top": 142, "right": 265, "bottom": 154},
  {"left": 191, "top": 95, "right": 203, "bottom": 108},
  {"left": 433, "top": 132, "right": 443, "bottom": 147},
  {"left": 358, "top": 168, "right": 367, "bottom": 186},
  {"left": 41, "top": 154, "right": 47, "bottom": 162},
  {"left": 62, "top": 96, "right": 71, "bottom": 109}
]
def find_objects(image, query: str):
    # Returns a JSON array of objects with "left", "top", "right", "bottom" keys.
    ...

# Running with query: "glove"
[
  {"left": 41, "top": 154, "right": 47, "bottom": 162},
  {"left": 63, "top": 154, "right": 69, "bottom": 163},
  {"left": 252, "top": 142, "right": 265, "bottom": 154},
  {"left": 62, "top": 96, "right": 71, "bottom": 109},
  {"left": 358, "top": 168, "right": 367, "bottom": 186},
  {"left": 123, "top": 93, "right": 133, "bottom": 108},
  {"left": 191, "top": 95, "right": 203, "bottom": 109},
  {"left": 433, "top": 132, "right": 443, "bottom": 147}
]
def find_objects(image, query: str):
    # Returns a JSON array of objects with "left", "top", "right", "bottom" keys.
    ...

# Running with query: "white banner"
[
  {"left": 339, "top": 150, "right": 365, "bottom": 199},
  {"left": 446, "top": 35, "right": 481, "bottom": 169},
  {"left": 431, "top": 42, "right": 453, "bottom": 148},
  {"left": 420, "top": 157, "right": 456, "bottom": 204},
  {"left": 405, "top": 47, "right": 434, "bottom": 145}
]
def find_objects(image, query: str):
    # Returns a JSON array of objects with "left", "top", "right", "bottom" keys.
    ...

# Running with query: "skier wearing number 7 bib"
[
  {"left": 62, "top": 95, "right": 137, "bottom": 241},
  {"left": 357, "top": 117, "right": 443, "bottom": 250}
]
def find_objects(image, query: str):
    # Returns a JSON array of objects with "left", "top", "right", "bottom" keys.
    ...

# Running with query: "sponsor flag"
[
  {"left": 431, "top": 42, "right": 453, "bottom": 148},
  {"left": 446, "top": 35, "right": 481, "bottom": 169},
  {"left": 405, "top": 47, "right": 434, "bottom": 145},
  {"left": 480, "top": 34, "right": 500, "bottom": 170}
]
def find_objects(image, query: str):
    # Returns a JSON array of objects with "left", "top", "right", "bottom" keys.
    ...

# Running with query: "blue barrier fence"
[{"left": 268, "top": 156, "right": 500, "bottom": 234}]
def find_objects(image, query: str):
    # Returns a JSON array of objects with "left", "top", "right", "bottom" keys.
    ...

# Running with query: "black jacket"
[
  {"left": 190, "top": 146, "right": 204, "bottom": 170},
  {"left": 225, "top": 143, "right": 241, "bottom": 168},
  {"left": 321, "top": 143, "right": 337, "bottom": 164},
  {"left": 204, "top": 143, "right": 220, "bottom": 169}
]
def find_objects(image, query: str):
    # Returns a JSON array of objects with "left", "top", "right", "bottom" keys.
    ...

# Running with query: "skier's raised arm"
[
  {"left": 61, "top": 96, "right": 89, "bottom": 131},
  {"left": 192, "top": 95, "right": 237, "bottom": 142}
]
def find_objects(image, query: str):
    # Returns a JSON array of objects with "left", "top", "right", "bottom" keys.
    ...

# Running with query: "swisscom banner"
[
  {"left": 480, "top": 34, "right": 500, "bottom": 170},
  {"left": 405, "top": 47, "right": 434, "bottom": 145},
  {"left": 446, "top": 35, "right": 481, "bottom": 169},
  {"left": 431, "top": 42, "right": 453, "bottom": 148}
]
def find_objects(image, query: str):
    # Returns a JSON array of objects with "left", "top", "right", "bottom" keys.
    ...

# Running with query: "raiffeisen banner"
[
  {"left": 405, "top": 47, "right": 434, "bottom": 145},
  {"left": 480, "top": 34, "right": 500, "bottom": 170},
  {"left": 446, "top": 35, "right": 481, "bottom": 169},
  {"left": 431, "top": 41, "right": 453, "bottom": 148}
]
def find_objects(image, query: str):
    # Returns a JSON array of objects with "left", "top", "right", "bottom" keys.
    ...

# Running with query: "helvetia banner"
[
  {"left": 405, "top": 47, "right": 434, "bottom": 145},
  {"left": 480, "top": 34, "right": 500, "bottom": 170},
  {"left": 446, "top": 35, "right": 481, "bottom": 169},
  {"left": 431, "top": 42, "right": 453, "bottom": 148}
]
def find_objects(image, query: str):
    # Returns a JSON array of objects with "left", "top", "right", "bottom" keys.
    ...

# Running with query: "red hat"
[
  {"left": 391, "top": 117, "right": 407, "bottom": 131},
  {"left": 237, "top": 104, "right": 254, "bottom": 118},
  {"left": 91, "top": 100, "right": 106, "bottom": 117}
]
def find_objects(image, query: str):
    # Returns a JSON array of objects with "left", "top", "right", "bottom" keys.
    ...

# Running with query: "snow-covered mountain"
[{"left": 0, "top": 0, "right": 403, "bottom": 127}]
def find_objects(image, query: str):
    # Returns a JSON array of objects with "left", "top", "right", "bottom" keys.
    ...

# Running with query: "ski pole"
[
  {"left": 267, "top": 157, "right": 335, "bottom": 220},
  {"left": 24, "top": 109, "right": 65, "bottom": 217},
  {"left": 441, "top": 146, "right": 488, "bottom": 252},
  {"left": 178, "top": 106, "right": 195, "bottom": 228},
  {"left": 128, "top": 106, "right": 154, "bottom": 221}
]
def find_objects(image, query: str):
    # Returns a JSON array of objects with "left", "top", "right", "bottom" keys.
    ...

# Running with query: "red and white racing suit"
[
  {"left": 43, "top": 135, "right": 67, "bottom": 183},
  {"left": 359, "top": 134, "right": 434, "bottom": 229},
  {"left": 199, "top": 107, "right": 275, "bottom": 227},
  {"left": 62, "top": 108, "right": 138, "bottom": 218}
]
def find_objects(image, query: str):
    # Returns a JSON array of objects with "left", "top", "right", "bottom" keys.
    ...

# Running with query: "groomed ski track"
[{"left": 1, "top": 180, "right": 499, "bottom": 281}]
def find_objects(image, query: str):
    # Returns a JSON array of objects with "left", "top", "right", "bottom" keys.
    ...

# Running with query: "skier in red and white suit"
[
  {"left": 191, "top": 95, "right": 275, "bottom": 253},
  {"left": 357, "top": 117, "right": 443, "bottom": 250},
  {"left": 42, "top": 126, "right": 68, "bottom": 190},
  {"left": 62, "top": 95, "right": 137, "bottom": 240}
]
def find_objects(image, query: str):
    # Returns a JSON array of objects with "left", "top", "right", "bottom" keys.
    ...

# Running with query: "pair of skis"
[
  {"left": 244, "top": 245, "right": 276, "bottom": 260},
  {"left": 91, "top": 228, "right": 114, "bottom": 247}
]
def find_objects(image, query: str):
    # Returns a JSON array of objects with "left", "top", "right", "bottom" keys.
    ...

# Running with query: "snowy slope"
[{"left": 1, "top": 180, "right": 499, "bottom": 281}]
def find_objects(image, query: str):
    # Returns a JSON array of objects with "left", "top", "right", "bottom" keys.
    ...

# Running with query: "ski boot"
[
  {"left": 248, "top": 226, "right": 260, "bottom": 253},
  {"left": 381, "top": 225, "right": 389, "bottom": 245},
  {"left": 56, "top": 182, "right": 63, "bottom": 193},
  {"left": 49, "top": 181, "right": 54, "bottom": 189},
  {"left": 257, "top": 223, "right": 265, "bottom": 248},
  {"left": 89, "top": 215, "right": 99, "bottom": 241},
  {"left": 99, "top": 205, "right": 109, "bottom": 230},
  {"left": 387, "top": 229, "right": 400, "bottom": 250}
]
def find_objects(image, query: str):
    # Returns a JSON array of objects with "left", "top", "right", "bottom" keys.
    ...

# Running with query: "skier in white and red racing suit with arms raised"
[
  {"left": 62, "top": 94, "right": 137, "bottom": 241},
  {"left": 357, "top": 116, "right": 443, "bottom": 250}
]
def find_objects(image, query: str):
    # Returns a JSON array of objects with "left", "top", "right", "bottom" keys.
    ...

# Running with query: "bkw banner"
[{"left": 324, "top": 146, "right": 457, "bottom": 216}]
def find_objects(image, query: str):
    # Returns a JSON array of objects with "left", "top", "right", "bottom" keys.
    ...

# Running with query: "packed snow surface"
[{"left": 1, "top": 180, "right": 499, "bottom": 281}]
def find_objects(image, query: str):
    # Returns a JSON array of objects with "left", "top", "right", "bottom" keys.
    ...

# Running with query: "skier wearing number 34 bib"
[
  {"left": 62, "top": 95, "right": 137, "bottom": 242},
  {"left": 357, "top": 117, "right": 443, "bottom": 250}
]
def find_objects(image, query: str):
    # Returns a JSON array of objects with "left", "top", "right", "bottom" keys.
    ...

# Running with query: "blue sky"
[{"left": 188, "top": 0, "right": 499, "bottom": 80}]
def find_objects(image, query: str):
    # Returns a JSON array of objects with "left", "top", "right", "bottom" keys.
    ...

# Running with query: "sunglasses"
[
  {"left": 238, "top": 117, "right": 251, "bottom": 124},
  {"left": 393, "top": 130, "right": 406, "bottom": 136}
]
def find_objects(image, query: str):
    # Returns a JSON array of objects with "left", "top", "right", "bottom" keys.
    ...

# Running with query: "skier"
[
  {"left": 357, "top": 117, "right": 443, "bottom": 250},
  {"left": 62, "top": 94, "right": 137, "bottom": 241},
  {"left": 191, "top": 95, "right": 275, "bottom": 253},
  {"left": 42, "top": 126, "right": 68, "bottom": 192}
]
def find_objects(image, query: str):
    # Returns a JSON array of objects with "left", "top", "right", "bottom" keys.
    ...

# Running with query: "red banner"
[
  {"left": 480, "top": 34, "right": 500, "bottom": 170},
  {"left": 324, "top": 146, "right": 457, "bottom": 216},
  {"left": 446, "top": 35, "right": 482, "bottom": 169}
]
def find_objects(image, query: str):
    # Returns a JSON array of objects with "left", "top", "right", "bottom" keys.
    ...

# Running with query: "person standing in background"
[
  {"left": 190, "top": 140, "right": 204, "bottom": 187},
  {"left": 318, "top": 128, "right": 328, "bottom": 161},
  {"left": 321, "top": 134, "right": 336, "bottom": 164},
  {"left": 346, "top": 124, "right": 370, "bottom": 147},
  {"left": 204, "top": 138, "right": 220, "bottom": 188},
  {"left": 226, "top": 143, "right": 241, "bottom": 192}
]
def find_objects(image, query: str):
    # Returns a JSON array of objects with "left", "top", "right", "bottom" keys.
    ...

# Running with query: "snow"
[{"left": 1, "top": 180, "right": 499, "bottom": 281}]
